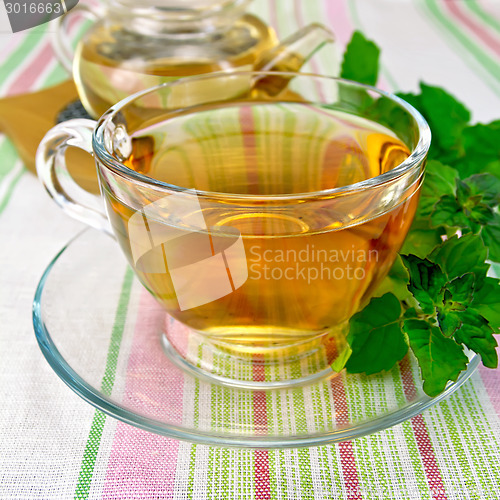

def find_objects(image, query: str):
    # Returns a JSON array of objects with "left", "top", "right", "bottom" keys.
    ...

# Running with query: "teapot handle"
[
  {"left": 51, "top": 3, "right": 102, "bottom": 73},
  {"left": 255, "top": 23, "right": 335, "bottom": 73}
]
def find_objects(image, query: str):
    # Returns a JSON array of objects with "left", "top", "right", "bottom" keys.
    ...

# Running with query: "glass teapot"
[{"left": 52, "top": 0, "right": 335, "bottom": 118}]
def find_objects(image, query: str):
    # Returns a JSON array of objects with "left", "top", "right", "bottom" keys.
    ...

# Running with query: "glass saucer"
[{"left": 33, "top": 229, "right": 479, "bottom": 448}]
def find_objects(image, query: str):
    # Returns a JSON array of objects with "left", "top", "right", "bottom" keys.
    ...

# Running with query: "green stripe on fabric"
[
  {"left": 459, "top": 381, "right": 500, "bottom": 497},
  {"left": 365, "top": 370, "right": 425, "bottom": 498},
  {"left": 438, "top": 381, "right": 500, "bottom": 497},
  {"left": 422, "top": 0, "right": 500, "bottom": 94},
  {"left": 430, "top": 397, "right": 479, "bottom": 496},
  {"left": 1, "top": 18, "right": 91, "bottom": 93},
  {"left": 186, "top": 372, "right": 200, "bottom": 498},
  {"left": 465, "top": 0, "right": 500, "bottom": 36},
  {"left": 0, "top": 31, "right": 48, "bottom": 87},
  {"left": 208, "top": 356, "right": 238, "bottom": 499},
  {"left": 207, "top": 447, "right": 232, "bottom": 500},
  {"left": 0, "top": 166, "right": 25, "bottom": 216},
  {"left": 344, "top": 365, "right": 432, "bottom": 497},
  {"left": 39, "top": 62, "right": 67, "bottom": 89},
  {"left": 276, "top": 358, "right": 315, "bottom": 498},
  {"left": 73, "top": 411, "right": 106, "bottom": 500},
  {"left": 359, "top": 377, "right": 389, "bottom": 495},
  {"left": 313, "top": 382, "right": 343, "bottom": 495},
  {"left": 291, "top": 387, "right": 314, "bottom": 497},
  {"left": 73, "top": 267, "right": 134, "bottom": 500},
  {"left": 100, "top": 271, "right": 134, "bottom": 396},
  {"left": 186, "top": 444, "right": 198, "bottom": 499}
]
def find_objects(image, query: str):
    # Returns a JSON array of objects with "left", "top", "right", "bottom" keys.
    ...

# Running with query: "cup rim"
[{"left": 93, "top": 71, "right": 431, "bottom": 201}]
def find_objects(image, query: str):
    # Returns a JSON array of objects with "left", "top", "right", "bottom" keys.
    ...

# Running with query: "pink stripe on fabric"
[
  {"left": 102, "top": 425, "right": 180, "bottom": 499},
  {"left": 322, "top": 0, "right": 353, "bottom": 47},
  {"left": 254, "top": 449, "right": 271, "bottom": 500},
  {"left": 399, "top": 358, "right": 448, "bottom": 500},
  {"left": 477, "top": 0, "right": 500, "bottom": 25},
  {"left": 252, "top": 356, "right": 271, "bottom": 498},
  {"left": 4, "top": 12, "right": 84, "bottom": 96},
  {"left": 239, "top": 105, "right": 260, "bottom": 194},
  {"left": 444, "top": 0, "right": 500, "bottom": 57},
  {"left": 102, "top": 291, "right": 183, "bottom": 499},
  {"left": 321, "top": 0, "right": 389, "bottom": 91},
  {"left": 5, "top": 41, "right": 53, "bottom": 95},
  {"left": 330, "top": 376, "right": 363, "bottom": 500}
]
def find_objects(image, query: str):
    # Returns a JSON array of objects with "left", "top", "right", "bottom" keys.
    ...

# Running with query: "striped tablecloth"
[{"left": 1, "top": 1, "right": 500, "bottom": 498}]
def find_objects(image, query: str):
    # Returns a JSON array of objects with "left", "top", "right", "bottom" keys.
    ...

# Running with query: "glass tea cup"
[{"left": 36, "top": 72, "right": 430, "bottom": 388}]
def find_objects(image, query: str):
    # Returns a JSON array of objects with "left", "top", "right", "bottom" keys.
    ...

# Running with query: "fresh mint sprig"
[{"left": 338, "top": 31, "right": 500, "bottom": 396}]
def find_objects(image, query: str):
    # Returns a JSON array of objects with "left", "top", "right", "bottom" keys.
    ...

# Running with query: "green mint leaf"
[
  {"left": 456, "top": 180, "right": 495, "bottom": 226},
  {"left": 481, "top": 213, "right": 500, "bottom": 263},
  {"left": 454, "top": 120, "right": 500, "bottom": 179},
  {"left": 430, "top": 233, "right": 489, "bottom": 282},
  {"left": 404, "top": 307, "right": 420, "bottom": 320},
  {"left": 403, "top": 318, "right": 469, "bottom": 397},
  {"left": 345, "top": 293, "right": 408, "bottom": 375},
  {"left": 463, "top": 173, "right": 500, "bottom": 206},
  {"left": 340, "top": 31, "right": 380, "bottom": 86},
  {"left": 463, "top": 120, "right": 500, "bottom": 158},
  {"left": 446, "top": 273, "right": 475, "bottom": 304},
  {"left": 454, "top": 310, "right": 498, "bottom": 368},
  {"left": 430, "top": 177, "right": 495, "bottom": 233},
  {"left": 436, "top": 273, "right": 474, "bottom": 336},
  {"left": 335, "top": 33, "right": 499, "bottom": 388},
  {"left": 395, "top": 91, "right": 421, "bottom": 111},
  {"left": 417, "top": 160, "right": 459, "bottom": 218},
  {"left": 401, "top": 255, "right": 447, "bottom": 314},
  {"left": 472, "top": 277, "right": 500, "bottom": 330},
  {"left": 430, "top": 194, "right": 472, "bottom": 231},
  {"left": 418, "top": 83, "right": 470, "bottom": 161},
  {"left": 437, "top": 309, "right": 463, "bottom": 337}
]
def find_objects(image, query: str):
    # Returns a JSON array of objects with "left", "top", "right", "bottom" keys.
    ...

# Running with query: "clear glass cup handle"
[
  {"left": 51, "top": 3, "right": 102, "bottom": 73},
  {"left": 36, "top": 119, "right": 111, "bottom": 234}
]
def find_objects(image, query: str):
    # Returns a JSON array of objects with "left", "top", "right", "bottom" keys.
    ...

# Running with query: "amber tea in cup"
[{"left": 37, "top": 72, "right": 430, "bottom": 387}]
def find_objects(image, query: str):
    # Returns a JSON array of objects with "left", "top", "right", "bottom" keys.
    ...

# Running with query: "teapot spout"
[{"left": 255, "top": 23, "right": 335, "bottom": 73}]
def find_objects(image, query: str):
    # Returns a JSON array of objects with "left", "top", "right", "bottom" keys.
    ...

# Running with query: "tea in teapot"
[{"left": 53, "top": 0, "right": 335, "bottom": 117}]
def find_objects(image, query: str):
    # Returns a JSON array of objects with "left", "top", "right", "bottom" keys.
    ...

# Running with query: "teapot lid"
[{"left": 106, "top": 0, "right": 252, "bottom": 34}]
